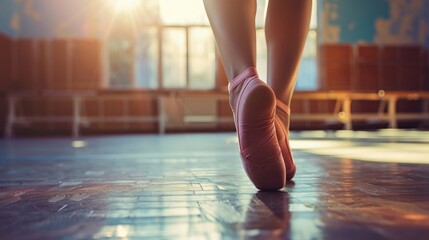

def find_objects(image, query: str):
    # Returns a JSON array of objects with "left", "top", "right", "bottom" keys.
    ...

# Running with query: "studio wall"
[
  {"left": 1, "top": 0, "right": 428, "bottom": 135},
  {"left": 316, "top": 0, "right": 429, "bottom": 124},
  {"left": 318, "top": 0, "right": 429, "bottom": 91}
]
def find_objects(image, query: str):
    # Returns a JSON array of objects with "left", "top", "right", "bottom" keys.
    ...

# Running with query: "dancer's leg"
[
  {"left": 265, "top": 0, "right": 312, "bottom": 180},
  {"left": 266, "top": 0, "right": 312, "bottom": 115},
  {"left": 204, "top": 0, "right": 285, "bottom": 190},
  {"left": 203, "top": 0, "right": 257, "bottom": 81}
]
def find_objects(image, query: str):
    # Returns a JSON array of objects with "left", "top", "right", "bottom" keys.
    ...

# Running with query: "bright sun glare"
[{"left": 110, "top": 0, "right": 140, "bottom": 12}]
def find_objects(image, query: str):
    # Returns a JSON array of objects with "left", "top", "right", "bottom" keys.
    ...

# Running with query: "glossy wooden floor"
[{"left": 1, "top": 130, "right": 429, "bottom": 239}]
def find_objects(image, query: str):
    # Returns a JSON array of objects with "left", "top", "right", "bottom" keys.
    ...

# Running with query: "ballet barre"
[
  {"left": 291, "top": 91, "right": 429, "bottom": 130},
  {"left": 4, "top": 90, "right": 429, "bottom": 138},
  {"left": 4, "top": 91, "right": 163, "bottom": 138}
]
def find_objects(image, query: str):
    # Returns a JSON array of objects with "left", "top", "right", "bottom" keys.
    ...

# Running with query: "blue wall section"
[
  {"left": 320, "top": 0, "right": 429, "bottom": 47},
  {"left": 333, "top": 0, "right": 389, "bottom": 43},
  {"left": 2, "top": 0, "right": 428, "bottom": 48},
  {"left": 0, "top": 0, "right": 114, "bottom": 38},
  {"left": 0, "top": 1, "right": 15, "bottom": 36}
]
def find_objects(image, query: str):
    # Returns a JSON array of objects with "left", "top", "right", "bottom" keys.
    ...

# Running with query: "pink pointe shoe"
[
  {"left": 228, "top": 67, "right": 286, "bottom": 190},
  {"left": 275, "top": 99, "right": 296, "bottom": 180}
]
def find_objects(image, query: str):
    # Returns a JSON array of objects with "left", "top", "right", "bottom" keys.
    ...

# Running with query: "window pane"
[
  {"left": 255, "top": 0, "right": 317, "bottom": 29},
  {"left": 189, "top": 27, "right": 215, "bottom": 90},
  {"left": 310, "top": 0, "right": 318, "bottom": 29},
  {"left": 108, "top": 18, "right": 135, "bottom": 88},
  {"left": 256, "top": 29, "right": 268, "bottom": 83},
  {"left": 256, "top": 0, "right": 267, "bottom": 28},
  {"left": 159, "top": 0, "right": 209, "bottom": 25},
  {"left": 256, "top": 29, "right": 318, "bottom": 90},
  {"left": 135, "top": 28, "right": 158, "bottom": 89},
  {"left": 163, "top": 28, "right": 186, "bottom": 88},
  {"left": 296, "top": 30, "right": 318, "bottom": 90}
]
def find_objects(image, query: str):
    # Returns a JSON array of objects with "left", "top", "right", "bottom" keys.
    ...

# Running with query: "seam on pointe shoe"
[
  {"left": 236, "top": 77, "right": 273, "bottom": 150},
  {"left": 236, "top": 78, "right": 280, "bottom": 166},
  {"left": 235, "top": 78, "right": 254, "bottom": 153}
]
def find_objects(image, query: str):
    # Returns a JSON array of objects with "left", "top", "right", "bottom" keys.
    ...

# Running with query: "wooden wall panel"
[
  {"left": 397, "top": 100, "right": 422, "bottom": 113},
  {"left": 356, "top": 46, "right": 380, "bottom": 90},
  {"left": 50, "top": 98, "right": 73, "bottom": 117},
  {"left": 320, "top": 44, "right": 426, "bottom": 92},
  {"left": 351, "top": 101, "right": 380, "bottom": 114},
  {"left": 290, "top": 99, "right": 304, "bottom": 113},
  {"left": 423, "top": 50, "right": 429, "bottom": 91},
  {"left": 215, "top": 49, "right": 228, "bottom": 91},
  {"left": 128, "top": 99, "right": 157, "bottom": 116},
  {"left": 399, "top": 65, "right": 421, "bottom": 90},
  {"left": 323, "top": 63, "right": 352, "bottom": 90},
  {"left": 398, "top": 46, "right": 422, "bottom": 91},
  {"left": 0, "top": 34, "right": 10, "bottom": 136},
  {"left": 10, "top": 39, "right": 103, "bottom": 91},
  {"left": 0, "top": 34, "right": 12, "bottom": 91},
  {"left": 319, "top": 45, "right": 353, "bottom": 90},
  {"left": 0, "top": 97, "right": 6, "bottom": 133},
  {"left": 321, "top": 44, "right": 353, "bottom": 61},
  {"left": 14, "top": 39, "right": 37, "bottom": 90},
  {"left": 127, "top": 99, "right": 158, "bottom": 130},
  {"left": 380, "top": 46, "right": 400, "bottom": 90},
  {"left": 380, "top": 46, "right": 399, "bottom": 62},
  {"left": 103, "top": 99, "right": 126, "bottom": 117},
  {"left": 82, "top": 98, "right": 99, "bottom": 118},
  {"left": 71, "top": 39, "right": 102, "bottom": 90},
  {"left": 5, "top": 39, "right": 428, "bottom": 135},
  {"left": 48, "top": 39, "right": 69, "bottom": 90},
  {"left": 380, "top": 64, "right": 400, "bottom": 90},
  {"left": 217, "top": 100, "right": 234, "bottom": 130},
  {"left": 35, "top": 40, "right": 48, "bottom": 90},
  {"left": 399, "top": 46, "right": 421, "bottom": 65}
]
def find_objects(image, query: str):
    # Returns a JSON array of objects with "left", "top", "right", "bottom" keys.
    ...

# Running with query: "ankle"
[
  {"left": 226, "top": 64, "right": 257, "bottom": 82},
  {"left": 228, "top": 67, "right": 259, "bottom": 109},
  {"left": 229, "top": 83, "right": 244, "bottom": 111}
]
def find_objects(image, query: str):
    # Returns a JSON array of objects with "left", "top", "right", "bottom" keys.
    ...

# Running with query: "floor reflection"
[
  {"left": 1, "top": 132, "right": 429, "bottom": 239},
  {"left": 243, "top": 191, "right": 291, "bottom": 239}
]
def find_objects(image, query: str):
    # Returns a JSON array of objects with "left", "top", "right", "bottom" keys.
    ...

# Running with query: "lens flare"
[{"left": 110, "top": 0, "right": 140, "bottom": 12}]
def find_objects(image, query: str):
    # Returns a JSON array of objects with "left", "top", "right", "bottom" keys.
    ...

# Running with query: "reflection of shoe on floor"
[
  {"left": 255, "top": 191, "right": 291, "bottom": 224},
  {"left": 275, "top": 99, "right": 296, "bottom": 180},
  {"left": 229, "top": 67, "right": 285, "bottom": 190}
]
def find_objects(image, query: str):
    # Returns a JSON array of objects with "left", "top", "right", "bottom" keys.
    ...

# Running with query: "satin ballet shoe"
[
  {"left": 229, "top": 67, "right": 286, "bottom": 190},
  {"left": 275, "top": 99, "right": 296, "bottom": 180}
]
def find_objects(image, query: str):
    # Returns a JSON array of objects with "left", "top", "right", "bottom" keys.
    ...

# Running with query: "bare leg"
[
  {"left": 266, "top": 0, "right": 312, "bottom": 126},
  {"left": 204, "top": 0, "right": 286, "bottom": 190},
  {"left": 266, "top": 0, "right": 312, "bottom": 181},
  {"left": 203, "top": 0, "right": 257, "bottom": 81}
]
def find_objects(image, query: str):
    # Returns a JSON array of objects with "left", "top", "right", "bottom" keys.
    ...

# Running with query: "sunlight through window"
[
  {"left": 159, "top": 0, "right": 209, "bottom": 25},
  {"left": 106, "top": 0, "right": 317, "bottom": 90},
  {"left": 109, "top": 0, "right": 140, "bottom": 12}
]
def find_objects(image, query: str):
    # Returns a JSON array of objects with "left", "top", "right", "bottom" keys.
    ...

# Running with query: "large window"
[
  {"left": 162, "top": 28, "right": 187, "bottom": 88},
  {"left": 298, "top": 0, "right": 318, "bottom": 90},
  {"left": 107, "top": 0, "right": 317, "bottom": 90},
  {"left": 189, "top": 28, "right": 216, "bottom": 89},
  {"left": 135, "top": 28, "right": 158, "bottom": 89}
]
